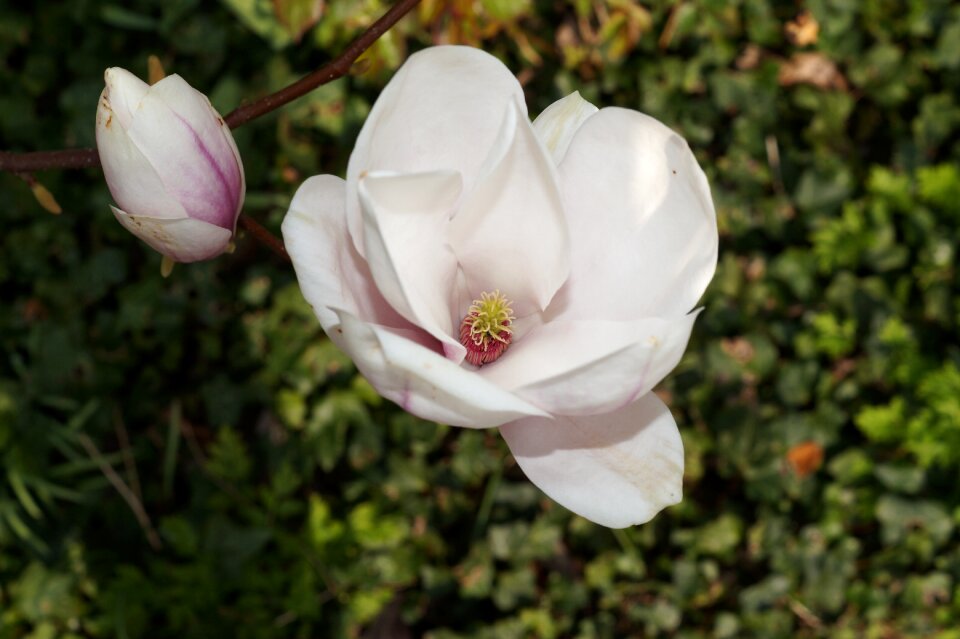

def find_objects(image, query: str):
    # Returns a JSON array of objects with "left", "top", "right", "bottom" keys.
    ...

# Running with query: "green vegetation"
[{"left": 2, "top": 0, "right": 959, "bottom": 637}]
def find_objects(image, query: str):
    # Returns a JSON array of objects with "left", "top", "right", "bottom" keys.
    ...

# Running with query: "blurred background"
[{"left": 1, "top": 0, "right": 959, "bottom": 637}]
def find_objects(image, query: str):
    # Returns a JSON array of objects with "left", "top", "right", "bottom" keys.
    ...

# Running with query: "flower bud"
[{"left": 95, "top": 68, "right": 245, "bottom": 262}]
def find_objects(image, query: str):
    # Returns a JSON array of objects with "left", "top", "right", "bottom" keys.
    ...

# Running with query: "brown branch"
[
  {"left": 0, "top": 1, "right": 421, "bottom": 260},
  {"left": 0, "top": 0, "right": 420, "bottom": 174},
  {"left": 225, "top": 0, "right": 421, "bottom": 128},
  {"left": 0, "top": 148, "right": 100, "bottom": 172},
  {"left": 239, "top": 214, "right": 290, "bottom": 262}
]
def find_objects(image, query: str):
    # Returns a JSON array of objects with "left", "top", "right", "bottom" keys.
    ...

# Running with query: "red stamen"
[{"left": 459, "top": 314, "right": 512, "bottom": 366}]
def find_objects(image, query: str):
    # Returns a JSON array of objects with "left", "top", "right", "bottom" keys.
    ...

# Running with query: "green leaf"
[
  {"left": 100, "top": 5, "right": 158, "bottom": 31},
  {"left": 917, "top": 164, "right": 960, "bottom": 218},
  {"left": 876, "top": 496, "right": 954, "bottom": 548},
  {"left": 855, "top": 398, "right": 905, "bottom": 444},
  {"left": 221, "top": 0, "right": 293, "bottom": 49},
  {"left": 206, "top": 426, "right": 251, "bottom": 482}
]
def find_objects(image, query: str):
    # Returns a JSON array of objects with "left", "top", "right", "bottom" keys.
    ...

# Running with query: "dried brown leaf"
[
  {"left": 736, "top": 44, "right": 762, "bottom": 70},
  {"left": 778, "top": 52, "right": 848, "bottom": 90},
  {"left": 787, "top": 441, "right": 824, "bottom": 478},
  {"left": 721, "top": 337, "right": 756, "bottom": 365},
  {"left": 785, "top": 10, "right": 820, "bottom": 47}
]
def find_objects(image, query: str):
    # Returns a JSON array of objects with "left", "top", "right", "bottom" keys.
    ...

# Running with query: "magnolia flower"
[
  {"left": 282, "top": 46, "right": 717, "bottom": 528},
  {"left": 96, "top": 68, "right": 245, "bottom": 262}
]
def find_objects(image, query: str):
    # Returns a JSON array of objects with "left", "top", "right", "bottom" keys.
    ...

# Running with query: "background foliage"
[{"left": 2, "top": 0, "right": 960, "bottom": 637}]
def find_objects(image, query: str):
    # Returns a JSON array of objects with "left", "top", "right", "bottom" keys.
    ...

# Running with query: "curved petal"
[
  {"left": 449, "top": 101, "right": 570, "bottom": 318},
  {"left": 532, "top": 91, "right": 598, "bottom": 165},
  {"left": 281, "top": 175, "right": 408, "bottom": 331},
  {"left": 103, "top": 67, "right": 149, "bottom": 130},
  {"left": 150, "top": 74, "right": 246, "bottom": 218},
  {"left": 552, "top": 108, "right": 717, "bottom": 321},
  {"left": 358, "top": 171, "right": 465, "bottom": 361},
  {"left": 127, "top": 75, "right": 243, "bottom": 230},
  {"left": 112, "top": 205, "right": 231, "bottom": 262},
  {"left": 500, "top": 392, "right": 684, "bottom": 528},
  {"left": 97, "top": 88, "right": 188, "bottom": 220},
  {"left": 151, "top": 75, "right": 247, "bottom": 226},
  {"left": 346, "top": 46, "right": 526, "bottom": 255},
  {"left": 334, "top": 309, "right": 549, "bottom": 428},
  {"left": 480, "top": 311, "right": 699, "bottom": 415}
]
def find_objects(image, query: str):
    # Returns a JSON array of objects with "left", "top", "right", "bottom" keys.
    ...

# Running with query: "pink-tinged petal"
[
  {"left": 282, "top": 175, "right": 408, "bottom": 331},
  {"left": 449, "top": 102, "right": 570, "bottom": 318},
  {"left": 334, "top": 309, "right": 550, "bottom": 428},
  {"left": 480, "top": 312, "right": 699, "bottom": 415},
  {"left": 346, "top": 46, "right": 526, "bottom": 255},
  {"left": 97, "top": 88, "right": 188, "bottom": 220},
  {"left": 111, "top": 205, "right": 232, "bottom": 262},
  {"left": 500, "top": 391, "right": 684, "bottom": 528},
  {"left": 553, "top": 108, "right": 717, "bottom": 321},
  {"left": 358, "top": 171, "right": 466, "bottom": 361},
  {"left": 102, "top": 68, "right": 149, "bottom": 130},
  {"left": 126, "top": 75, "right": 243, "bottom": 230},
  {"left": 531, "top": 91, "right": 598, "bottom": 165},
  {"left": 150, "top": 74, "right": 246, "bottom": 212}
]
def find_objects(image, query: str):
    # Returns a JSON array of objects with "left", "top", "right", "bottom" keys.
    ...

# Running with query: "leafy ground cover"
[{"left": 1, "top": 0, "right": 959, "bottom": 637}]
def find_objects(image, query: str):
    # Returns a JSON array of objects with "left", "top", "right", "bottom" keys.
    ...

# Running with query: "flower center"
[{"left": 459, "top": 290, "right": 515, "bottom": 366}]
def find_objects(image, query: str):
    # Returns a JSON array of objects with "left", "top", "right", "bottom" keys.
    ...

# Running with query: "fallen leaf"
[
  {"left": 785, "top": 10, "right": 819, "bottom": 47},
  {"left": 745, "top": 256, "right": 767, "bottom": 281},
  {"left": 787, "top": 441, "right": 824, "bottom": 478},
  {"left": 736, "top": 44, "right": 762, "bottom": 70},
  {"left": 22, "top": 299, "right": 47, "bottom": 322},
  {"left": 778, "top": 52, "right": 848, "bottom": 90},
  {"left": 721, "top": 337, "right": 756, "bottom": 365}
]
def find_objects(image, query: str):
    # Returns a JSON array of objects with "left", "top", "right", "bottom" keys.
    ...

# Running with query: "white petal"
[
  {"left": 358, "top": 171, "right": 465, "bottom": 361},
  {"left": 449, "top": 102, "right": 570, "bottom": 318},
  {"left": 346, "top": 46, "right": 526, "bottom": 255},
  {"left": 96, "top": 88, "right": 188, "bottom": 220},
  {"left": 102, "top": 68, "right": 149, "bottom": 130},
  {"left": 334, "top": 309, "right": 549, "bottom": 428},
  {"left": 552, "top": 108, "right": 717, "bottom": 321},
  {"left": 127, "top": 75, "right": 243, "bottom": 230},
  {"left": 532, "top": 91, "right": 598, "bottom": 164},
  {"left": 112, "top": 205, "right": 232, "bottom": 262},
  {"left": 282, "top": 175, "right": 408, "bottom": 331},
  {"left": 480, "top": 312, "right": 698, "bottom": 415},
  {"left": 150, "top": 74, "right": 246, "bottom": 214},
  {"left": 500, "top": 392, "right": 684, "bottom": 528},
  {"left": 150, "top": 74, "right": 247, "bottom": 222}
]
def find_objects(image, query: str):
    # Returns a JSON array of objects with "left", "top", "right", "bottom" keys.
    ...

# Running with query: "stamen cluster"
[{"left": 459, "top": 290, "right": 515, "bottom": 366}]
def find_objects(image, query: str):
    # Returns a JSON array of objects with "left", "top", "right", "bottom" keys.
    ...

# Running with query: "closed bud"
[{"left": 95, "top": 68, "right": 245, "bottom": 263}]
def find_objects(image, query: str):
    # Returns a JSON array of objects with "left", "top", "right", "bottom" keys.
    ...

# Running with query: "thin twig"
[
  {"left": 788, "top": 597, "right": 824, "bottom": 630},
  {"left": 0, "top": 148, "right": 99, "bottom": 172},
  {"left": 14, "top": 171, "right": 36, "bottom": 186},
  {"left": 658, "top": 2, "right": 683, "bottom": 50},
  {"left": 0, "top": 0, "right": 421, "bottom": 174},
  {"left": 224, "top": 0, "right": 421, "bottom": 128},
  {"left": 77, "top": 433, "right": 163, "bottom": 550},
  {"left": 239, "top": 214, "right": 290, "bottom": 262},
  {"left": 112, "top": 407, "right": 144, "bottom": 503}
]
